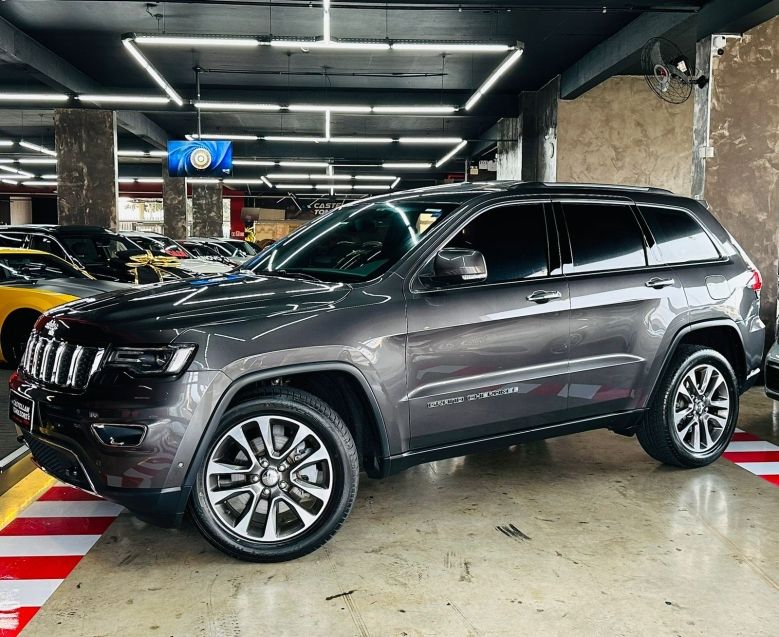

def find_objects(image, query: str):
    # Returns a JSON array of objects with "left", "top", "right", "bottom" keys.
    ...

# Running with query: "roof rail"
[{"left": 511, "top": 181, "right": 673, "bottom": 195}]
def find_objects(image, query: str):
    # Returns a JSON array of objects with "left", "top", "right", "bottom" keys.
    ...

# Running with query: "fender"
[
  {"left": 173, "top": 361, "right": 392, "bottom": 516},
  {"left": 646, "top": 318, "right": 747, "bottom": 407}
]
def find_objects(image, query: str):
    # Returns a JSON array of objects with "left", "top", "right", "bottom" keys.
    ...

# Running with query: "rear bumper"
[{"left": 765, "top": 343, "right": 779, "bottom": 400}]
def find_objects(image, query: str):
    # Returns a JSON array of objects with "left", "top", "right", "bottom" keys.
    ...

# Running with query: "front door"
[{"left": 404, "top": 200, "right": 571, "bottom": 450}]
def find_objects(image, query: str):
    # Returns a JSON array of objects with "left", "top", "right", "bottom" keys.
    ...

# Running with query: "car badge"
[{"left": 45, "top": 321, "right": 58, "bottom": 337}]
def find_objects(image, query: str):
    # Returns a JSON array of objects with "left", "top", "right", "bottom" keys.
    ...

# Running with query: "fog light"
[{"left": 91, "top": 423, "right": 147, "bottom": 447}]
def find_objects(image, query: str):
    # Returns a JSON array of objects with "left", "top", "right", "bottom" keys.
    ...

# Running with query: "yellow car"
[{"left": 0, "top": 248, "right": 128, "bottom": 365}]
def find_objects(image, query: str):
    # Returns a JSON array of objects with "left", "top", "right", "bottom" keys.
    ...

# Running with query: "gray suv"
[{"left": 10, "top": 182, "right": 765, "bottom": 561}]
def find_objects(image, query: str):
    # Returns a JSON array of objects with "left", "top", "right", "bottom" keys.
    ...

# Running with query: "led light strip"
[
  {"left": 77, "top": 94, "right": 171, "bottom": 105},
  {"left": 19, "top": 141, "right": 56, "bottom": 157},
  {"left": 121, "top": 38, "right": 184, "bottom": 106},
  {"left": 193, "top": 102, "right": 455, "bottom": 114},
  {"left": 0, "top": 92, "right": 68, "bottom": 102},
  {"left": 435, "top": 140, "right": 468, "bottom": 168},
  {"left": 465, "top": 46, "right": 524, "bottom": 111}
]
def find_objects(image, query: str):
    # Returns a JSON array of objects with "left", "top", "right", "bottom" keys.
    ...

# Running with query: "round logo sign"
[{"left": 190, "top": 147, "right": 212, "bottom": 170}]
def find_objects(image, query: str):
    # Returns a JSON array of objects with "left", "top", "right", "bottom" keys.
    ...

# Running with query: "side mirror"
[{"left": 430, "top": 247, "right": 488, "bottom": 285}]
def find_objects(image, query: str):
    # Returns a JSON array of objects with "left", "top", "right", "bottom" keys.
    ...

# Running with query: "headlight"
[{"left": 105, "top": 344, "right": 196, "bottom": 376}]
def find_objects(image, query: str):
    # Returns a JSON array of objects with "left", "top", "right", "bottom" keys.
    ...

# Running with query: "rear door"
[
  {"left": 557, "top": 198, "right": 688, "bottom": 419},
  {"left": 404, "top": 198, "right": 571, "bottom": 450}
]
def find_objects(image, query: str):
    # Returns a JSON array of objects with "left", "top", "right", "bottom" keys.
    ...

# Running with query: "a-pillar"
[
  {"left": 54, "top": 108, "right": 117, "bottom": 228},
  {"left": 192, "top": 182, "right": 223, "bottom": 237},
  {"left": 162, "top": 165, "right": 187, "bottom": 239}
]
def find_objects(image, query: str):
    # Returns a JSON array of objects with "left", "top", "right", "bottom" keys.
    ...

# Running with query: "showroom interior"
[{"left": 0, "top": 0, "right": 778, "bottom": 635}]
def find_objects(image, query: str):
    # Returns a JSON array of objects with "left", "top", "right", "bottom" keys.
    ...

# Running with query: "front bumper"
[
  {"left": 766, "top": 343, "right": 779, "bottom": 401},
  {"left": 11, "top": 367, "right": 230, "bottom": 526}
]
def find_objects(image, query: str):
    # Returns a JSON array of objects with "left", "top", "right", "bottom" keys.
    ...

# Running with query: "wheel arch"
[
  {"left": 179, "top": 361, "right": 391, "bottom": 511},
  {"left": 0, "top": 307, "right": 42, "bottom": 362}
]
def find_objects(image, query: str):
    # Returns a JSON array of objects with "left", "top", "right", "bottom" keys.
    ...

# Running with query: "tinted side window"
[
  {"left": 639, "top": 205, "right": 719, "bottom": 264},
  {"left": 445, "top": 203, "right": 548, "bottom": 283},
  {"left": 30, "top": 235, "right": 67, "bottom": 259},
  {"left": 562, "top": 203, "right": 646, "bottom": 273}
]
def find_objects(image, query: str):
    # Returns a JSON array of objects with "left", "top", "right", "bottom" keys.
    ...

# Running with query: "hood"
[
  {"left": 176, "top": 258, "right": 234, "bottom": 275},
  {"left": 47, "top": 271, "right": 352, "bottom": 344},
  {"left": 7, "top": 277, "right": 129, "bottom": 298}
]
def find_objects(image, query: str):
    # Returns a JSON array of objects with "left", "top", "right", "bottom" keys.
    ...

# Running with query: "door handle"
[
  {"left": 526, "top": 290, "right": 562, "bottom": 303},
  {"left": 645, "top": 277, "right": 675, "bottom": 289}
]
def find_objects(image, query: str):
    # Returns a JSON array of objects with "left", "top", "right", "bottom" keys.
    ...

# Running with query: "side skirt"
[{"left": 382, "top": 409, "right": 646, "bottom": 476}]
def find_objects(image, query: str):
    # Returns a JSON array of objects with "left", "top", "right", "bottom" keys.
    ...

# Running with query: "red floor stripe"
[
  {"left": 37, "top": 487, "right": 103, "bottom": 502},
  {"left": 759, "top": 475, "right": 779, "bottom": 487},
  {"left": 0, "top": 555, "right": 82, "bottom": 580},
  {"left": 722, "top": 450, "right": 779, "bottom": 463},
  {"left": 0, "top": 516, "right": 116, "bottom": 537},
  {"left": 0, "top": 606, "right": 39, "bottom": 637},
  {"left": 731, "top": 431, "right": 761, "bottom": 442}
]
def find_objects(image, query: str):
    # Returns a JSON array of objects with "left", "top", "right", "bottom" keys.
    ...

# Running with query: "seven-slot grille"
[{"left": 21, "top": 333, "right": 105, "bottom": 390}]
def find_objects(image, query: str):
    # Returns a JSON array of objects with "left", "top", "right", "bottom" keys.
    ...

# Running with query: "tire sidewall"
[
  {"left": 191, "top": 393, "right": 357, "bottom": 561},
  {"left": 661, "top": 349, "right": 739, "bottom": 465}
]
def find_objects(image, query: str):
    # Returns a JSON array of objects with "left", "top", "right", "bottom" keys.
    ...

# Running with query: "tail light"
[{"left": 748, "top": 269, "right": 762, "bottom": 292}]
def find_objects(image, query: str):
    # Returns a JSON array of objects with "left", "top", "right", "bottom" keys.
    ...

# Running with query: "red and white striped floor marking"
[
  {"left": 723, "top": 429, "right": 779, "bottom": 487},
  {"left": 0, "top": 484, "right": 122, "bottom": 637}
]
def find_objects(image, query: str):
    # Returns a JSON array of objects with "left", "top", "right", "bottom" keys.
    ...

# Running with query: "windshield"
[
  {"left": 244, "top": 194, "right": 472, "bottom": 282},
  {"left": 60, "top": 233, "right": 138, "bottom": 265},
  {"left": 225, "top": 240, "right": 257, "bottom": 256},
  {"left": 183, "top": 242, "right": 219, "bottom": 258},
  {"left": 0, "top": 252, "right": 87, "bottom": 284},
  {"left": 128, "top": 235, "right": 191, "bottom": 258}
]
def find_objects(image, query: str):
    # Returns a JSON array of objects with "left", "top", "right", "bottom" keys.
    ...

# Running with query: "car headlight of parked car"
[{"left": 105, "top": 344, "right": 197, "bottom": 376}]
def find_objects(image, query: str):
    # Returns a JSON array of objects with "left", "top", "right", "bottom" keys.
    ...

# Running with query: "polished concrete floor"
[{"left": 22, "top": 390, "right": 779, "bottom": 637}]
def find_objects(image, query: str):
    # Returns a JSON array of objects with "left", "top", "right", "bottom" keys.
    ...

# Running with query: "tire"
[
  {"left": 1, "top": 311, "right": 40, "bottom": 368},
  {"left": 189, "top": 387, "right": 359, "bottom": 562},
  {"left": 637, "top": 345, "right": 739, "bottom": 468}
]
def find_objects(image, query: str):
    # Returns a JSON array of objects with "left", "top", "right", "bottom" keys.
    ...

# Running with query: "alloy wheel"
[
  {"left": 205, "top": 415, "right": 334, "bottom": 542},
  {"left": 672, "top": 363, "right": 731, "bottom": 454}
]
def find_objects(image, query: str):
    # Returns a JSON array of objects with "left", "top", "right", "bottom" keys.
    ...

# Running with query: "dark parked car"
[
  {"left": 0, "top": 225, "right": 185, "bottom": 283},
  {"left": 10, "top": 182, "right": 765, "bottom": 562}
]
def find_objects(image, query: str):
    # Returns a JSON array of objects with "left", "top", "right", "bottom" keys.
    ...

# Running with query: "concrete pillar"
[
  {"left": 495, "top": 117, "right": 522, "bottom": 180},
  {"left": 162, "top": 164, "right": 187, "bottom": 240},
  {"left": 519, "top": 77, "right": 559, "bottom": 182},
  {"left": 698, "top": 17, "right": 779, "bottom": 347},
  {"left": 191, "top": 183, "right": 223, "bottom": 237},
  {"left": 54, "top": 108, "right": 117, "bottom": 228}
]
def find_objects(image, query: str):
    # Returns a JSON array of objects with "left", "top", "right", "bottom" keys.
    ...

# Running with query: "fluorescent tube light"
[
  {"left": 264, "top": 136, "right": 326, "bottom": 143},
  {"left": 464, "top": 47, "right": 524, "bottom": 111},
  {"left": 308, "top": 174, "right": 352, "bottom": 180},
  {"left": 0, "top": 166, "right": 35, "bottom": 178},
  {"left": 19, "top": 141, "right": 56, "bottom": 156},
  {"left": 354, "top": 184, "right": 392, "bottom": 190},
  {"left": 1, "top": 179, "right": 19, "bottom": 185},
  {"left": 270, "top": 39, "right": 390, "bottom": 50},
  {"left": 193, "top": 133, "right": 259, "bottom": 141},
  {"left": 383, "top": 162, "right": 431, "bottom": 169},
  {"left": 41, "top": 174, "right": 58, "bottom": 180},
  {"left": 0, "top": 159, "right": 12, "bottom": 164},
  {"left": 391, "top": 177, "right": 400, "bottom": 188},
  {"left": 135, "top": 35, "right": 261, "bottom": 47},
  {"left": 316, "top": 184, "right": 352, "bottom": 190},
  {"left": 323, "top": 0, "right": 331, "bottom": 42},
  {"left": 117, "top": 150, "right": 147, "bottom": 157},
  {"left": 118, "top": 178, "right": 137, "bottom": 183},
  {"left": 18, "top": 158, "right": 56, "bottom": 165},
  {"left": 329, "top": 136, "right": 394, "bottom": 143},
  {"left": 391, "top": 42, "right": 511, "bottom": 53},
  {"left": 0, "top": 93, "right": 68, "bottom": 102},
  {"left": 435, "top": 140, "right": 468, "bottom": 168},
  {"left": 288, "top": 104, "right": 372, "bottom": 113},
  {"left": 372, "top": 105, "right": 456, "bottom": 114},
  {"left": 267, "top": 173, "right": 310, "bottom": 180},
  {"left": 0, "top": 141, "right": 14, "bottom": 147},
  {"left": 354, "top": 175, "right": 396, "bottom": 181},
  {"left": 136, "top": 177, "right": 164, "bottom": 183},
  {"left": 194, "top": 101, "right": 281, "bottom": 111},
  {"left": 325, "top": 111, "right": 331, "bottom": 139},
  {"left": 279, "top": 161, "right": 329, "bottom": 168},
  {"left": 22, "top": 181, "right": 57, "bottom": 187},
  {"left": 275, "top": 184, "right": 313, "bottom": 190},
  {"left": 234, "top": 160, "right": 276, "bottom": 166},
  {"left": 77, "top": 94, "right": 170, "bottom": 105},
  {"left": 399, "top": 137, "right": 462, "bottom": 144},
  {"left": 188, "top": 178, "right": 221, "bottom": 183},
  {"left": 149, "top": 150, "right": 168, "bottom": 157},
  {"left": 261, "top": 176, "right": 273, "bottom": 188},
  {"left": 223, "top": 179, "right": 268, "bottom": 185},
  {"left": 122, "top": 38, "right": 184, "bottom": 106}
]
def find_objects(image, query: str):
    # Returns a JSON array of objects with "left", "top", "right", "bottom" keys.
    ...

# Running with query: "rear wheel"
[
  {"left": 637, "top": 345, "right": 739, "bottom": 467},
  {"left": 189, "top": 387, "right": 359, "bottom": 562}
]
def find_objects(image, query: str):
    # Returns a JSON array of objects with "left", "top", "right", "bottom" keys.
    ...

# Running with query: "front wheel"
[
  {"left": 637, "top": 345, "right": 739, "bottom": 468},
  {"left": 189, "top": 387, "right": 359, "bottom": 562}
]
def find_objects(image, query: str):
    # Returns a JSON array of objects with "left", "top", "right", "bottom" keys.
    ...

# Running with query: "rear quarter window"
[{"left": 639, "top": 205, "right": 720, "bottom": 264}]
